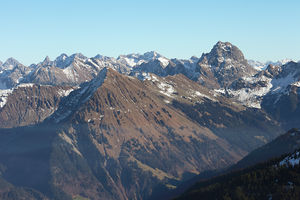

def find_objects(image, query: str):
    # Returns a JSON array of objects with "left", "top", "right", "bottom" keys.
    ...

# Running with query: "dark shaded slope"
[
  {"left": 176, "top": 149, "right": 300, "bottom": 200},
  {"left": 0, "top": 125, "right": 70, "bottom": 199},
  {"left": 233, "top": 128, "right": 300, "bottom": 170}
]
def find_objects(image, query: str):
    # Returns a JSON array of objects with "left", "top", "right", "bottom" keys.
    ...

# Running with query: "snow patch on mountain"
[
  {"left": 271, "top": 72, "right": 299, "bottom": 94},
  {"left": 248, "top": 59, "right": 295, "bottom": 71},
  {"left": 189, "top": 90, "right": 217, "bottom": 102},
  {"left": 143, "top": 72, "right": 159, "bottom": 82},
  {"left": 16, "top": 83, "right": 35, "bottom": 88},
  {"left": 248, "top": 60, "right": 266, "bottom": 71},
  {"left": 125, "top": 57, "right": 139, "bottom": 67},
  {"left": 158, "top": 57, "right": 169, "bottom": 67},
  {"left": 214, "top": 88, "right": 226, "bottom": 95},
  {"left": 0, "top": 89, "right": 13, "bottom": 108},
  {"left": 0, "top": 84, "right": 37, "bottom": 108},
  {"left": 157, "top": 82, "right": 176, "bottom": 98},
  {"left": 57, "top": 88, "right": 75, "bottom": 97},
  {"left": 279, "top": 151, "right": 300, "bottom": 167},
  {"left": 266, "top": 59, "right": 294, "bottom": 67},
  {"left": 225, "top": 76, "right": 273, "bottom": 108},
  {"left": 292, "top": 81, "right": 300, "bottom": 87},
  {"left": 116, "top": 51, "right": 165, "bottom": 68},
  {"left": 63, "top": 65, "right": 76, "bottom": 81},
  {"left": 144, "top": 73, "right": 177, "bottom": 98}
]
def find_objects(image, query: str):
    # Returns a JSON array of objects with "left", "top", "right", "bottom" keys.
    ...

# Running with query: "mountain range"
[{"left": 0, "top": 41, "right": 300, "bottom": 200}]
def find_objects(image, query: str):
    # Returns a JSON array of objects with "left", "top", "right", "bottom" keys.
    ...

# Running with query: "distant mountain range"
[
  {"left": 248, "top": 59, "right": 295, "bottom": 71},
  {"left": 0, "top": 41, "right": 300, "bottom": 199}
]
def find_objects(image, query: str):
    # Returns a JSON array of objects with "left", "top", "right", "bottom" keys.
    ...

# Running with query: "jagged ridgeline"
[{"left": 0, "top": 42, "right": 300, "bottom": 199}]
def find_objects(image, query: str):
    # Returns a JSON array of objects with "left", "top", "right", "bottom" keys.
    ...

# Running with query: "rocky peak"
[
  {"left": 190, "top": 56, "right": 199, "bottom": 62},
  {"left": 94, "top": 54, "right": 105, "bottom": 59},
  {"left": 2, "top": 57, "right": 22, "bottom": 70},
  {"left": 55, "top": 53, "right": 68, "bottom": 62},
  {"left": 70, "top": 53, "right": 87, "bottom": 60},
  {"left": 49, "top": 67, "right": 108, "bottom": 123},
  {"left": 41, "top": 56, "right": 52, "bottom": 66},
  {"left": 54, "top": 53, "right": 68, "bottom": 68},
  {"left": 196, "top": 42, "right": 256, "bottom": 88},
  {"left": 53, "top": 53, "right": 87, "bottom": 69},
  {"left": 262, "top": 64, "right": 282, "bottom": 78},
  {"left": 264, "top": 61, "right": 300, "bottom": 83},
  {"left": 143, "top": 51, "right": 161, "bottom": 60},
  {"left": 280, "top": 61, "right": 300, "bottom": 75},
  {"left": 199, "top": 41, "right": 247, "bottom": 67}
]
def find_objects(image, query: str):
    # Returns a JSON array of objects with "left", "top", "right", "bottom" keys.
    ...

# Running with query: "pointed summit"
[
  {"left": 2, "top": 57, "right": 22, "bottom": 70},
  {"left": 54, "top": 53, "right": 87, "bottom": 69},
  {"left": 94, "top": 54, "right": 104, "bottom": 59},
  {"left": 43, "top": 56, "right": 51, "bottom": 63},
  {"left": 39, "top": 56, "right": 52, "bottom": 67},
  {"left": 44, "top": 56, "right": 50, "bottom": 62},
  {"left": 54, "top": 53, "right": 68, "bottom": 68},
  {"left": 55, "top": 53, "right": 68, "bottom": 62}
]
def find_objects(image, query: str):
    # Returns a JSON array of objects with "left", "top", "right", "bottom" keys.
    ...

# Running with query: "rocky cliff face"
[{"left": 196, "top": 41, "right": 257, "bottom": 89}]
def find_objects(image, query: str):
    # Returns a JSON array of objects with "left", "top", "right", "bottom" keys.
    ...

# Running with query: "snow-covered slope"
[
  {"left": 196, "top": 41, "right": 257, "bottom": 89},
  {"left": 215, "top": 61, "right": 300, "bottom": 109},
  {"left": 279, "top": 151, "right": 300, "bottom": 167},
  {"left": 248, "top": 59, "right": 295, "bottom": 71},
  {"left": 266, "top": 59, "right": 294, "bottom": 67},
  {"left": 248, "top": 60, "right": 266, "bottom": 71},
  {"left": 117, "top": 51, "right": 166, "bottom": 67}
]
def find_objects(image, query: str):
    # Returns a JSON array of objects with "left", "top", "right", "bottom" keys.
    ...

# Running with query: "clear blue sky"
[{"left": 0, "top": 0, "right": 299, "bottom": 65}]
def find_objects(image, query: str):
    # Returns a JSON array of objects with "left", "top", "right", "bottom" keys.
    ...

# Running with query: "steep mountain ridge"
[
  {"left": 233, "top": 128, "right": 300, "bottom": 169},
  {"left": 176, "top": 129, "right": 300, "bottom": 200}
]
